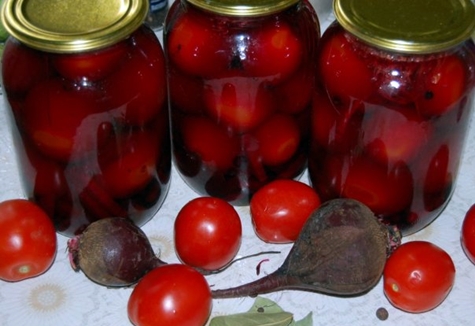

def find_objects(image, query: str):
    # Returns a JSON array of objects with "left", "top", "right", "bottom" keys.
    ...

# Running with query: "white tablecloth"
[{"left": 1, "top": 1, "right": 475, "bottom": 325}]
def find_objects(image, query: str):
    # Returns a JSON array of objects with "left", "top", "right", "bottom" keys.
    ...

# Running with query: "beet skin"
[
  {"left": 212, "top": 198, "right": 401, "bottom": 298},
  {"left": 67, "top": 217, "right": 166, "bottom": 287}
]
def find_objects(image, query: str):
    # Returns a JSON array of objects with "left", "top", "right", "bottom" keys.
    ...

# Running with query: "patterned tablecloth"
[{"left": 1, "top": 1, "right": 475, "bottom": 325}]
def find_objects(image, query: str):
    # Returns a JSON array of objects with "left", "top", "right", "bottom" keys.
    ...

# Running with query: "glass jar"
[
  {"left": 1, "top": 0, "right": 171, "bottom": 236},
  {"left": 164, "top": 0, "right": 320, "bottom": 205},
  {"left": 309, "top": 0, "right": 475, "bottom": 235}
]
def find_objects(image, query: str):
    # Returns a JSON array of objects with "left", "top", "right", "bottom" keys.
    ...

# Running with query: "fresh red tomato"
[
  {"left": 166, "top": 11, "right": 227, "bottom": 78},
  {"left": 243, "top": 21, "right": 303, "bottom": 83},
  {"left": 23, "top": 78, "right": 102, "bottom": 162},
  {"left": 204, "top": 78, "right": 274, "bottom": 132},
  {"left": 341, "top": 158, "right": 413, "bottom": 216},
  {"left": 383, "top": 241, "right": 455, "bottom": 313},
  {"left": 180, "top": 116, "right": 239, "bottom": 171},
  {"left": 363, "top": 107, "right": 432, "bottom": 164},
  {"left": 174, "top": 197, "right": 242, "bottom": 271},
  {"left": 318, "top": 26, "right": 373, "bottom": 104},
  {"left": 99, "top": 130, "right": 158, "bottom": 199},
  {"left": 416, "top": 55, "right": 466, "bottom": 117},
  {"left": 0, "top": 199, "right": 57, "bottom": 282},
  {"left": 128, "top": 264, "right": 212, "bottom": 326},
  {"left": 253, "top": 114, "right": 301, "bottom": 166},
  {"left": 2, "top": 38, "right": 49, "bottom": 95},
  {"left": 462, "top": 204, "right": 475, "bottom": 264},
  {"left": 52, "top": 41, "right": 128, "bottom": 81},
  {"left": 250, "top": 179, "right": 321, "bottom": 243}
]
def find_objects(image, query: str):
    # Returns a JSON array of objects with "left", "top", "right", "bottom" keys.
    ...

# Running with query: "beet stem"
[{"left": 211, "top": 271, "right": 289, "bottom": 299}]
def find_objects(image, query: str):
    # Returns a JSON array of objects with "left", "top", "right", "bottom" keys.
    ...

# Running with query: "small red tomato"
[
  {"left": 99, "top": 130, "right": 159, "bottom": 199},
  {"left": 363, "top": 108, "right": 432, "bottom": 164},
  {"left": 2, "top": 38, "right": 48, "bottom": 95},
  {"left": 128, "top": 264, "right": 212, "bottom": 326},
  {"left": 169, "top": 68, "right": 206, "bottom": 114},
  {"left": 166, "top": 11, "right": 227, "bottom": 78},
  {"left": 462, "top": 204, "right": 475, "bottom": 264},
  {"left": 311, "top": 92, "right": 364, "bottom": 152},
  {"left": 0, "top": 199, "right": 57, "bottom": 282},
  {"left": 318, "top": 27, "right": 373, "bottom": 104},
  {"left": 205, "top": 77, "right": 274, "bottom": 132},
  {"left": 180, "top": 116, "right": 239, "bottom": 171},
  {"left": 341, "top": 158, "right": 413, "bottom": 216},
  {"left": 243, "top": 21, "right": 303, "bottom": 82},
  {"left": 276, "top": 68, "right": 313, "bottom": 114},
  {"left": 250, "top": 179, "right": 321, "bottom": 243},
  {"left": 254, "top": 114, "right": 301, "bottom": 166},
  {"left": 384, "top": 241, "right": 455, "bottom": 313},
  {"left": 104, "top": 49, "right": 166, "bottom": 126},
  {"left": 416, "top": 55, "right": 466, "bottom": 117},
  {"left": 422, "top": 144, "right": 452, "bottom": 194},
  {"left": 204, "top": 78, "right": 274, "bottom": 132},
  {"left": 52, "top": 41, "right": 128, "bottom": 81},
  {"left": 23, "top": 79, "right": 101, "bottom": 162},
  {"left": 174, "top": 197, "right": 242, "bottom": 271}
]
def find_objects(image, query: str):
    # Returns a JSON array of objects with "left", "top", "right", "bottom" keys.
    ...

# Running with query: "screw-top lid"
[
  {"left": 333, "top": 0, "right": 475, "bottom": 53},
  {"left": 1, "top": 0, "right": 148, "bottom": 53},
  {"left": 187, "top": 0, "right": 299, "bottom": 16}
]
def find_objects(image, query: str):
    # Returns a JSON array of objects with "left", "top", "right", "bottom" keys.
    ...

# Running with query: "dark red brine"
[
  {"left": 1, "top": 0, "right": 171, "bottom": 236},
  {"left": 309, "top": 1, "right": 475, "bottom": 235},
  {"left": 164, "top": 0, "right": 320, "bottom": 205}
]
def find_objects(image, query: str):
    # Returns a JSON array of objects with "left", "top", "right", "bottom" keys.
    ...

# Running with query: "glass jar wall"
[
  {"left": 164, "top": 0, "right": 320, "bottom": 205},
  {"left": 309, "top": 0, "right": 475, "bottom": 235},
  {"left": 1, "top": 0, "right": 171, "bottom": 236}
]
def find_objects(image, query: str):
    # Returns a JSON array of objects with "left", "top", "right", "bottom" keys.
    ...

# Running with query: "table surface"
[{"left": 1, "top": 2, "right": 475, "bottom": 325}]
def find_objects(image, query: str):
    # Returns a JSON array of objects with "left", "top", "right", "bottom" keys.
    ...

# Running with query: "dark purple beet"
[
  {"left": 212, "top": 198, "right": 401, "bottom": 298},
  {"left": 67, "top": 217, "right": 166, "bottom": 287}
]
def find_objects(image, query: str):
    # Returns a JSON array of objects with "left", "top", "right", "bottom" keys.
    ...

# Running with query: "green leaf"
[
  {"left": 209, "top": 297, "right": 313, "bottom": 326},
  {"left": 248, "top": 296, "right": 286, "bottom": 314},
  {"left": 294, "top": 312, "right": 313, "bottom": 326},
  {"left": 209, "top": 312, "right": 294, "bottom": 326}
]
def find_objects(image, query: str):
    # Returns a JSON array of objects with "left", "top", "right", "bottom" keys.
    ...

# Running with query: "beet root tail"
[{"left": 211, "top": 272, "right": 288, "bottom": 299}]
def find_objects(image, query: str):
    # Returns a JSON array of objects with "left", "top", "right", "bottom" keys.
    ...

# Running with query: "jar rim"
[
  {"left": 1, "top": 0, "right": 148, "bottom": 53},
  {"left": 333, "top": 0, "right": 475, "bottom": 54},
  {"left": 186, "top": 0, "right": 299, "bottom": 16}
]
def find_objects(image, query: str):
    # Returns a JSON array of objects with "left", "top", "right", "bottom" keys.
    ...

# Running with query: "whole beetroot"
[
  {"left": 67, "top": 217, "right": 166, "bottom": 287},
  {"left": 212, "top": 198, "right": 401, "bottom": 298}
]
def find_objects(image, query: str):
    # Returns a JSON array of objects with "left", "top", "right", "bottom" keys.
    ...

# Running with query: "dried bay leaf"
[
  {"left": 209, "top": 296, "right": 313, "bottom": 326},
  {"left": 209, "top": 312, "right": 293, "bottom": 326}
]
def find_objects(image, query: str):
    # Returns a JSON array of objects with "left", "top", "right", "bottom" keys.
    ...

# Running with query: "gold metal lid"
[
  {"left": 187, "top": 0, "right": 299, "bottom": 16},
  {"left": 334, "top": 0, "right": 475, "bottom": 53},
  {"left": 1, "top": 0, "right": 148, "bottom": 53}
]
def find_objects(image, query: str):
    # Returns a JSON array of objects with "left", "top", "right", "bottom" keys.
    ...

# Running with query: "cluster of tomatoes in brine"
[
  {"left": 1, "top": 26, "right": 171, "bottom": 236},
  {"left": 309, "top": 23, "right": 475, "bottom": 234},
  {"left": 165, "top": 2, "right": 319, "bottom": 205}
]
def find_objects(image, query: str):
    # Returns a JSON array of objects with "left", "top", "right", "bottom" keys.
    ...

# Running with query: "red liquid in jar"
[
  {"left": 309, "top": 23, "right": 475, "bottom": 234},
  {"left": 165, "top": 0, "right": 320, "bottom": 205},
  {"left": 2, "top": 26, "right": 171, "bottom": 236}
]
